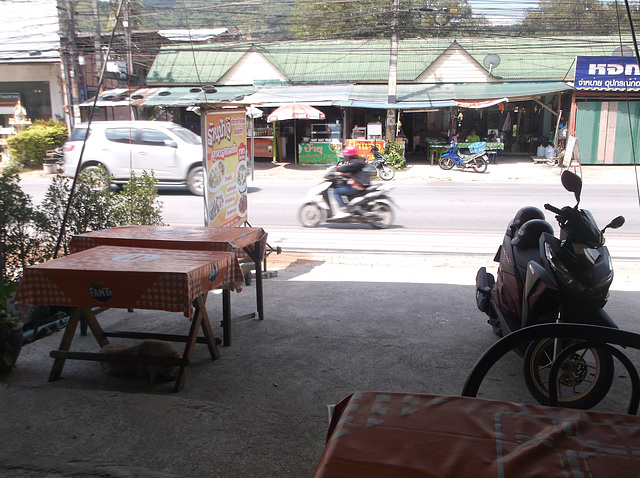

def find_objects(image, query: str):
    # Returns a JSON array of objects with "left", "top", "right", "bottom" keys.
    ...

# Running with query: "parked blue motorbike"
[{"left": 439, "top": 141, "right": 488, "bottom": 173}]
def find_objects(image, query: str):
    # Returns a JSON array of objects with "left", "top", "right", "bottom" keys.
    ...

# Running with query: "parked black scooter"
[
  {"left": 370, "top": 145, "right": 395, "bottom": 180},
  {"left": 476, "top": 170, "right": 625, "bottom": 409}
]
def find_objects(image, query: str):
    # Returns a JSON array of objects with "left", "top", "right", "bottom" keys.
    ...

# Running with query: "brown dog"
[{"left": 99, "top": 340, "right": 182, "bottom": 383}]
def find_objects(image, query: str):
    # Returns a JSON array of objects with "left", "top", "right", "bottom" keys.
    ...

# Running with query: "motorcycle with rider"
[{"left": 298, "top": 145, "right": 395, "bottom": 229}]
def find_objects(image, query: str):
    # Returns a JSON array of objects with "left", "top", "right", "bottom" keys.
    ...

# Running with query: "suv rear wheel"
[
  {"left": 187, "top": 165, "right": 204, "bottom": 196},
  {"left": 80, "top": 163, "right": 111, "bottom": 191}
]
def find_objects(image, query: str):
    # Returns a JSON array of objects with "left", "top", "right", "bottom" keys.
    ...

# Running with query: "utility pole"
[
  {"left": 62, "top": 0, "right": 81, "bottom": 127},
  {"left": 386, "top": 0, "right": 399, "bottom": 142},
  {"left": 124, "top": 0, "right": 133, "bottom": 83},
  {"left": 91, "top": 0, "right": 102, "bottom": 82}
]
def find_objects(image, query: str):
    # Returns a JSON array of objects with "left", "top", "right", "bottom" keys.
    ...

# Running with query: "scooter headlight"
[{"left": 544, "top": 243, "right": 586, "bottom": 294}]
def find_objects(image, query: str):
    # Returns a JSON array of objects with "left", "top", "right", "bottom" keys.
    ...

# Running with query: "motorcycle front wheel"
[
  {"left": 377, "top": 164, "right": 395, "bottom": 180},
  {"left": 439, "top": 157, "right": 455, "bottom": 170},
  {"left": 370, "top": 202, "right": 394, "bottom": 229},
  {"left": 298, "top": 202, "right": 326, "bottom": 227},
  {"left": 523, "top": 338, "right": 614, "bottom": 409},
  {"left": 472, "top": 156, "right": 488, "bottom": 173}
]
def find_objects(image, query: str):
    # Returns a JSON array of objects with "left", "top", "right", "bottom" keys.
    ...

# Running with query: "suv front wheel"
[{"left": 187, "top": 165, "right": 204, "bottom": 196}]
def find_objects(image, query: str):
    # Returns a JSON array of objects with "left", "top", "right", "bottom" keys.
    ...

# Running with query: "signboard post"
[{"left": 202, "top": 110, "right": 248, "bottom": 227}]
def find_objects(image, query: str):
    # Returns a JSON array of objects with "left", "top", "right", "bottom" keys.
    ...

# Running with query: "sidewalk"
[
  {"left": 252, "top": 152, "right": 640, "bottom": 185},
  {"left": 1, "top": 153, "right": 639, "bottom": 478}
]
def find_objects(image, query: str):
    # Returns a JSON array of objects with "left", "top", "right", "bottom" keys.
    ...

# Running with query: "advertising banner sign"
[
  {"left": 345, "top": 139, "right": 385, "bottom": 161},
  {"left": 575, "top": 56, "right": 640, "bottom": 91},
  {"left": 203, "top": 110, "right": 248, "bottom": 227},
  {"left": 298, "top": 142, "right": 341, "bottom": 164}
]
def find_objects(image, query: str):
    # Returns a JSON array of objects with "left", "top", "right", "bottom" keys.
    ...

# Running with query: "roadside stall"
[{"left": 267, "top": 103, "right": 332, "bottom": 164}]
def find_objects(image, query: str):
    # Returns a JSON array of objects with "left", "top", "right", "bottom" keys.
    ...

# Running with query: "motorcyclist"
[{"left": 332, "top": 145, "right": 371, "bottom": 218}]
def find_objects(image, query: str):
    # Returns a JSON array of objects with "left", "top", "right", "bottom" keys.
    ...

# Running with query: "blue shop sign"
[{"left": 575, "top": 56, "right": 640, "bottom": 90}]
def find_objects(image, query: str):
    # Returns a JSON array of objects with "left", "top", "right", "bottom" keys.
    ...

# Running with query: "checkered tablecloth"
[
  {"left": 70, "top": 225, "right": 268, "bottom": 261},
  {"left": 15, "top": 246, "right": 244, "bottom": 318}
]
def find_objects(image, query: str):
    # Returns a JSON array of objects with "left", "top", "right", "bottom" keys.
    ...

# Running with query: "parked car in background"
[{"left": 62, "top": 121, "right": 205, "bottom": 195}]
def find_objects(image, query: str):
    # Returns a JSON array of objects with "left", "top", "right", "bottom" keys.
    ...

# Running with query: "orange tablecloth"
[
  {"left": 15, "top": 246, "right": 243, "bottom": 318},
  {"left": 313, "top": 392, "right": 640, "bottom": 477},
  {"left": 69, "top": 225, "right": 267, "bottom": 260}
]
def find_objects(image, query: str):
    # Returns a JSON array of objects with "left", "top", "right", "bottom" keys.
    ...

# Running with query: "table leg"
[
  {"left": 196, "top": 294, "right": 220, "bottom": 360},
  {"left": 48, "top": 307, "right": 82, "bottom": 382},
  {"left": 244, "top": 240, "right": 265, "bottom": 320},
  {"left": 81, "top": 307, "right": 109, "bottom": 348},
  {"left": 222, "top": 290, "right": 231, "bottom": 346},
  {"left": 174, "top": 297, "right": 206, "bottom": 392}
]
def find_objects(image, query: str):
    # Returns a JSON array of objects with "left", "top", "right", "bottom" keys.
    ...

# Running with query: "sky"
[{"left": 470, "top": 0, "right": 539, "bottom": 25}]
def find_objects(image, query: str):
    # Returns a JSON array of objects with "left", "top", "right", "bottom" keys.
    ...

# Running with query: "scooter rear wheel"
[
  {"left": 298, "top": 202, "right": 326, "bottom": 227},
  {"left": 523, "top": 338, "right": 614, "bottom": 409},
  {"left": 370, "top": 202, "right": 393, "bottom": 229},
  {"left": 472, "top": 157, "right": 488, "bottom": 173},
  {"left": 439, "top": 157, "right": 455, "bottom": 170},
  {"left": 377, "top": 164, "right": 395, "bottom": 180}
]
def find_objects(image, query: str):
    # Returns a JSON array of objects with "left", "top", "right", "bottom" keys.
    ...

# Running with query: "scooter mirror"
[
  {"left": 603, "top": 215, "right": 625, "bottom": 232},
  {"left": 561, "top": 170, "right": 582, "bottom": 203}
]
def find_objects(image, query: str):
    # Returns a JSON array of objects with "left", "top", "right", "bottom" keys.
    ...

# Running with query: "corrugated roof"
[
  {"left": 147, "top": 36, "right": 636, "bottom": 85},
  {"left": 146, "top": 45, "right": 249, "bottom": 84}
]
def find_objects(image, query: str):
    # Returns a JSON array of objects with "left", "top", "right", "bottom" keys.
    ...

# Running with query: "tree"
[
  {"left": 518, "top": 0, "right": 640, "bottom": 36},
  {"left": 288, "top": 0, "right": 486, "bottom": 40}
]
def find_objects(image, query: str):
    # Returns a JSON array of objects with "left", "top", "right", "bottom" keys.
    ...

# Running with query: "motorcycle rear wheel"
[
  {"left": 377, "top": 164, "right": 395, "bottom": 180},
  {"left": 298, "top": 203, "right": 326, "bottom": 227},
  {"left": 472, "top": 157, "right": 488, "bottom": 173},
  {"left": 523, "top": 338, "right": 614, "bottom": 409},
  {"left": 439, "top": 157, "right": 455, "bottom": 170},
  {"left": 370, "top": 202, "right": 393, "bottom": 229}
]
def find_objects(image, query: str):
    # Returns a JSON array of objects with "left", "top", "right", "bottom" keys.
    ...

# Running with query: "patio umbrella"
[{"left": 267, "top": 104, "right": 326, "bottom": 163}]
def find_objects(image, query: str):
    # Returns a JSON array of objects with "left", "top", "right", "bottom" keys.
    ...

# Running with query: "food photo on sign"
[{"left": 203, "top": 110, "right": 248, "bottom": 227}]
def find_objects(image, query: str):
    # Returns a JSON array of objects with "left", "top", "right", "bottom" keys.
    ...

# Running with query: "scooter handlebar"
[{"left": 544, "top": 203, "right": 563, "bottom": 215}]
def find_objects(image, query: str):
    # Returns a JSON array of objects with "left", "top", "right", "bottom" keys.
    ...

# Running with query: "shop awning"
[
  {"left": 238, "top": 84, "right": 355, "bottom": 107},
  {"left": 79, "top": 87, "right": 164, "bottom": 107},
  {"left": 142, "top": 86, "right": 257, "bottom": 106}
]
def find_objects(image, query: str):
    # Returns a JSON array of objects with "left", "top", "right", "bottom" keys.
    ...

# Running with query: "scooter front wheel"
[
  {"left": 377, "top": 164, "right": 395, "bottom": 180},
  {"left": 298, "top": 202, "right": 326, "bottom": 227},
  {"left": 439, "top": 157, "right": 455, "bottom": 170},
  {"left": 523, "top": 338, "right": 614, "bottom": 409},
  {"left": 472, "top": 156, "right": 488, "bottom": 173}
]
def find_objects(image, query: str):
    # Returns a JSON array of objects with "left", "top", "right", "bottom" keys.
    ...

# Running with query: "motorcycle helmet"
[
  {"left": 513, "top": 206, "right": 546, "bottom": 227},
  {"left": 511, "top": 219, "right": 554, "bottom": 249},
  {"left": 342, "top": 146, "right": 359, "bottom": 158},
  {"left": 508, "top": 206, "right": 546, "bottom": 238}
]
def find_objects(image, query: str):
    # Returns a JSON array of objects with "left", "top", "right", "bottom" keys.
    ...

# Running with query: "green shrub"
[
  {"left": 113, "top": 171, "right": 166, "bottom": 227},
  {"left": 0, "top": 171, "right": 52, "bottom": 282},
  {"left": 39, "top": 167, "right": 165, "bottom": 255},
  {"left": 6, "top": 120, "right": 68, "bottom": 169},
  {"left": 383, "top": 141, "right": 406, "bottom": 170}
]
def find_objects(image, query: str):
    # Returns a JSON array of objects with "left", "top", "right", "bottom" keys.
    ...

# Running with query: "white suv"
[{"left": 62, "top": 121, "right": 205, "bottom": 195}]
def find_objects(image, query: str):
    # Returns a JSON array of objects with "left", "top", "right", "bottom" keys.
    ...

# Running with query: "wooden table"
[
  {"left": 15, "top": 246, "right": 244, "bottom": 392},
  {"left": 313, "top": 391, "right": 640, "bottom": 477},
  {"left": 69, "top": 225, "right": 268, "bottom": 346}
]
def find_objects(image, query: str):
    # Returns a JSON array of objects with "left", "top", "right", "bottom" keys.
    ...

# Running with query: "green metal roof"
[
  {"left": 147, "top": 36, "right": 636, "bottom": 85},
  {"left": 147, "top": 45, "right": 249, "bottom": 85}
]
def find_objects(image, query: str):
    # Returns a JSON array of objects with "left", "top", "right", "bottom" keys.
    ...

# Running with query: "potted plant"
[{"left": 0, "top": 281, "right": 23, "bottom": 375}]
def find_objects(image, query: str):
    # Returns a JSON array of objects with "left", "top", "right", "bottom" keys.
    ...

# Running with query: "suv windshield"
[{"left": 169, "top": 126, "right": 201, "bottom": 145}]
